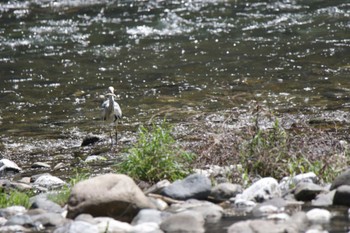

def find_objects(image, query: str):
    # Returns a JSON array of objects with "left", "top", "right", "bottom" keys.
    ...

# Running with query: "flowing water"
[{"left": 0, "top": 0, "right": 349, "bottom": 231}]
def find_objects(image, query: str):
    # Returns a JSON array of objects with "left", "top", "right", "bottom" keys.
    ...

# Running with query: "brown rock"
[{"left": 67, "top": 174, "right": 156, "bottom": 222}]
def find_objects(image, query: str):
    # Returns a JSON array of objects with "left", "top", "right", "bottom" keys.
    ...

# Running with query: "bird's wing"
[
  {"left": 114, "top": 101, "right": 122, "bottom": 118},
  {"left": 101, "top": 99, "right": 109, "bottom": 108}
]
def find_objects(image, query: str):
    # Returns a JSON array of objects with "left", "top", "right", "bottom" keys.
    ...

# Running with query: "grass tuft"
[{"left": 117, "top": 120, "right": 196, "bottom": 183}]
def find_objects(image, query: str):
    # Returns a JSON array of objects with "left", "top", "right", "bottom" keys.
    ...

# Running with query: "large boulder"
[
  {"left": 161, "top": 174, "right": 211, "bottom": 200},
  {"left": 67, "top": 174, "right": 156, "bottom": 222},
  {"left": 330, "top": 169, "right": 350, "bottom": 190}
]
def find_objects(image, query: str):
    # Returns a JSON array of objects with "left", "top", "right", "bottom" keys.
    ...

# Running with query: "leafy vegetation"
[
  {"left": 188, "top": 107, "right": 350, "bottom": 185},
  {"left": 117, "top": 121, "right": 196, "bottom": 183},
  {"left": 0, "top": 189, "right": 32, "bottom": 208}
]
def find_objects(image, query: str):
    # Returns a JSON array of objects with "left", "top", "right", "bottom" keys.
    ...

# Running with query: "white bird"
[{"left": 102, "top": 86, "right": 122, "bottom": 145}]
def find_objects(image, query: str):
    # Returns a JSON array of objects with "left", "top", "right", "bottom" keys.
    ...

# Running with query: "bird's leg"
[
  {"left": 114, "top": 121, "right": 118, "bottom": 145},
  {"left": 110, "top": 129, "right": 114, "bottom": 147}
]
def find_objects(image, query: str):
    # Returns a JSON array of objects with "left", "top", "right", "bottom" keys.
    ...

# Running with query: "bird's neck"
[{"left": 109, "top": 95, "right": 115, "bottom": 106}]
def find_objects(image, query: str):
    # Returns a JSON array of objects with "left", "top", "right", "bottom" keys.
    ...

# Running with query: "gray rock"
[
  {"left": 236, "top": 177, "right": 281, "bottom": 203},
  {"left": 210, "top": 183, "right": 242, "bottom": 201},
  {"left": 53, "top": 162, "right": 66, "bottom": 171},
  {"left": 312, "top": 190, "right": 336, "bottom": 206},
  {"left": 0, "top": 206, "right": 26, "bottom": 218},
  {"left": 31, "top": 212, "right": 68, "bottom": 227},
  {"left": 131, "top": 222, "right": 163, "bottom": 233},
  {"left": 94, "top": 217, "right": 132, "bottom": 232},
  {"left": 0, "top": 159, "right": 21, "bottom": 174},
  {"left": 294, "top": 182, "right": 325, "bottom": 201},
  {"left": 144, "top": 180, "right": 171, "bottom": 195},
  {"left": 330, "top": 169, "right": 350, "bottom": 190},
  {"left": 32, "top": 174, "right": 66, "bottom": 189},
  {"left": 306, "top": 208, "right": 331, "bottom": 224},
  {"left": 131, "top": 209, "right": 166, "bottom": 225},
  {"left": 30, "top": 196, "right": 64, "bottom": 213},
  {"left": 168, "top": 199, "right": 223, "bottom": 223},
  {"left": 292, "top": 172, "right": 318, "bottom": 185},
  {"left": 5, "top": 214, "right": 35, "bottom": 227},
  {"left": 160, "top": 210, "right": 205, "bottom": 233},
  {"left": 67, "top": 174, "right": 156, "bottom": 222},
  {"left": 74, "top": 214, "right": 95, "bottom": 224},
  {"left": 54, "top": 221, "right": 99, "bottom": 233},
  {"left": 333, "top": 185, "right": 350, "bottom": 206},
  {"left": 0, "top": 225, "right": 31, "bottom": 232},
  {"left": 161, "top": 174, "right": 211, "bottom": 200},
  {"left": 252, "top": 198, "right": 288, "bottom": 217}
]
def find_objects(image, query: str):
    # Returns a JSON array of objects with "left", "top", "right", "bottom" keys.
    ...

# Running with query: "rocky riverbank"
[{"left": 1, "top": 157, "right": 350, "bottom": 232}]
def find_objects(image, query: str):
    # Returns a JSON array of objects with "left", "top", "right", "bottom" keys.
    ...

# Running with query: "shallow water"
[
  {"left": 0, "top": 0, "right": 350, "bottom": 231},
  {"left": 0, "top": 0, "right": 349, "bottom": 140}
]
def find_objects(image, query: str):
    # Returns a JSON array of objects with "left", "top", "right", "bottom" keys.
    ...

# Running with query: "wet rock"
[
  {"left": 0, "top": 225, "right": 31, "bottom": 232},
  {"left": 294, "top": 182, "right": 325, "bottom": 201},
  {"left": 293, "top": 172, "right": 318, "bottom": 185},
  {"left": 227, "top": 219, "right": 298, "bottom": 233},
  {"left": 236, "top": 177, "right": 281, "bottom": 203},
  {"left": 132, "top": 222, "right": 163, "bottom": 233},
  {"left": 31, "top": 212, "right": 68, "bottom": 227},
  {"left": 31, "top": 162, "right": 51, "bottom": 169},
  {"left": 160, "top": 210, "right": 205, "bottom": 233},
  {"left": 94, "top": 217, "right": 132, "bottom": 232},
  {"left": 5, "top": 214, "right": 35, "bottom": 227},
  {"left": 32, "top": 174, "right": 66, "bottom": 189},
  {"left": 81, "top": 135, "right": 100, "bottom": 147},
  {"left": 74, "top": 213, "right": 95, "bottom": 224},
  {"left": 168, "top": 199, "right": 223, "bottom": 223},
  {"left": 30, "top": 196, "right": 64, "bottom": 213},
  {"left": 333, "top": 185, "right": 350, "bottom": 206},
  {"left": 67, "top": 173, "right": 156, "bottom": 221},
  {"left": 0, "top": 206, "right": 26, "bottom": 218},
  {"left": 306, "top": 208, "right": 331, "bottom": 224},
  {"left": 210, "top": 183, "right": 242, "bottom": 201},
  {"left": 131, "top": 209, "right": 165, "bottom": 225},
  {"left": 312, "top": 190, "right": 336, "bottom": 207},
  {"left": 148, "top": 196, "right": 168, "bottom": 211},
  {"left": 330, "top": 169, "right": 350, "bottom": 190},
  {"left": 161, "top": 174, "right": 211, "bottom": 200},
  {"left": 0, "top": 159, "right": 21, "bottom": 175},
  {"left": 54, "top": 220, "right": 99, "bottom": 233}
]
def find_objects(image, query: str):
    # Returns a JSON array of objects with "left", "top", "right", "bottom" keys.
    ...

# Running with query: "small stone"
[
  {"left": 31, "top": 162, "right": 51, "bottom": 169},
  {"left": 131, "top": 222, "right": 162, "bottom": 233},
  {"left": 306, "top": 208, "right": 331, "bottom": 224},
  {"left": 31, "top": 212, "right": 68, "bottom": 227},
  {"left": 0, "top": 225, "right": 31, "bottom": 232},
  {"left": 292, "top": 172, "right": 318, "bottom": 185},
  {"left": 30, "top": 196, "right": 64, "bottom": 213},
  {"left": 53, "top": 162, "right": 66, "bottom": 171},
  {"left": 131, "top": 209, "right": 164, "bottom": 225},
  {"left": 5, "top": 214, "right": 34, "bottom": 227}
]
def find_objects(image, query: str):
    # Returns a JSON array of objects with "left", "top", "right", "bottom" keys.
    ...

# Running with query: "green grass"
[
  {"left": 0, "top": 189, "right": 32, "bottom": 208},
  {"left": 117, "top": 121, "right": 196, "bottom": 183}
]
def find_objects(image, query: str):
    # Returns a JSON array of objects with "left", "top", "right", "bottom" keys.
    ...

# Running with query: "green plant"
[
  {"left": 117, "top": 121, "right": 196, "bottom": 182},
  {"left": 0, "top": 189, "right": 32, "bottom": 208}
]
